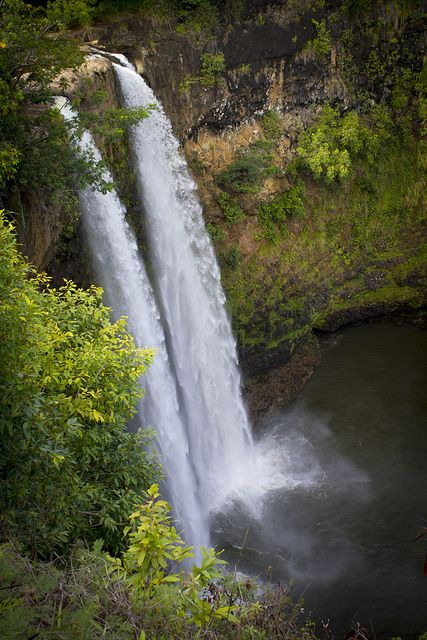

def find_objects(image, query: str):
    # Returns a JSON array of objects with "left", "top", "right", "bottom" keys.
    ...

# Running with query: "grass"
[{"left": 0, "top": 543, "right": 320, "bottom": 640}]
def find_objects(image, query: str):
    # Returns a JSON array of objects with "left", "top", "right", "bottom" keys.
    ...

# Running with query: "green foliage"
[
  {"left": 223, "top": 99, "right": 425, "bottom": 357},
  {"left": 261, "top": 110, "right": 282, "bottom": 141},
  {"left": 0, "top": 1, "right": 88, "bottom": 205},
  {"left": 217, "top": 191, "right": 246, "bottom": 225},
  {"left": 95, "top": 0, "right": 169, "bottom": 22},
  {"left": 189, "top": 156, "right": 206, "bottom": 176},
  {"left": 175, "top": 0, "right": 219, "bottom": 36},
  {"left": 310, "top": 19, "right": 331, "bottom": 56},
  {"left": 0, "top": 145, "right": 20, "bottom": 191},
  {"left": 0, "top": 0, "right": 150, "bottom": 218},
  {"left": 218, "top": 141, "right": 276, "bottom": 194},
  {"left": 0, "top": 495, "right": 318, "bottom": 640},
  {"left": 199, "top": 52, "right": 226, "bottom": 86},
  {"left": 75, "top": 105, "right": 155, "bottom": 142},
  {"left": 258, "top": 185, "right": 305, "bottom": 242},
  {"left": 108, "top": 485, "right": 238, "bottom": 630},
  {"left": 206, "top": 221, "right": 225, "bottom": 241},
  {"left": 297, "top": 106, "right": 379, "bottom": 183},
  {"left": 223, "top": 0, "right": 245, "bottom": 24},
  {"left": 47, "top": 0, "right": 95, "bottom": 28},
  {"left": 415, "top": 60, "right": 427, "bottom": 137},
  {"left": 108, "top": 489, "right": 316, "bottom": 636},
  {"left": 179, "top": 74, "right": 199, "bottom": 94},
  {"left": 0, "top": 542, "right": 137, "bottom": 639},
  {"left": 95, "top": 0, "right": 241, "bottom": 27},
  {"left": 299, "top": 18, "right": 331, "bottom": 61},
  {"left": 225, "top": 244, "right": 241, "bottom": 270},
  {"left": 97, "top": 0, "right": 227, "bottom": 38},
  {"left": 342, "top": 0, "right": 423, "bottom": 19},
  {"left": 237, "top": 63, "right": 252, "bottom": 75},
  {"left": 179, "top": 52, "right": 225, "bottom": 93},
  {"left": 109, "top": 484, "right": 194, "bottom": 594},
  {"left": 0, "top": 215, "right": 160, "bottom": 557},
  {"left": 178, "top": 547, "right": 236, "bottom": 628}
]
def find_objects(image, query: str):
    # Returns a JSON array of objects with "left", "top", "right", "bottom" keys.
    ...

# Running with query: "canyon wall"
[{"left": 21, "top": 0, "right": 426, "bottom": 417}]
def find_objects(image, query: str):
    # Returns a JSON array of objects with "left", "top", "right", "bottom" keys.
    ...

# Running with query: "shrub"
[
  {"left": 200, "top": 52, "right": 226, "bottom": 86},
  {"left": 258, "top": 184, "right": 305, "bottom": 242},
  {"left": 179, "top": 52, "right": 225, "bottom": 93},
  {"left": 0, "top": 214, "right": 159, "bottom": 557},
  {"left": 179, "top": 74, "right": 198, "bottom": 94},
  {"left": 175, "top": 0, "right": 219, "bottom": 36},
  {"left": 297, "top": 106, "right": 379, "bottom": 182},
  {"left": 217, "top": 191, "right": 246, "bottom": 225},
  {"left": 238, "top": 63, "right": 252, "bottom": 75},
  {"left": 298, "top": 19, "right": 331, "bottom": 62},
  {"left": 225, "top": 244, "right": 242, "bottom": 270},
  {"left": 223, "top": 0, "right": 245, "bottom": 24},
  {"left": 218, "top": 141, "right": 276, "bottom": 193},
  {"left": 46, "top": 0, "right": 94, "bottom": 28},
  {"left": 261, "top": 110, "right": 282, "bottom": 141},
  {"left": 0, "top": 490, "right": 320, "bottom": 640},
  {"left": 206, "top": 221, "right": 226, "bottom": 241}
]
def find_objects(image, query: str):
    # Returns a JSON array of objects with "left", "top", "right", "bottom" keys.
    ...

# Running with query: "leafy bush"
[
  {"left": 200, "top": 52, "right": 226, "bottom": 87},
  {"left": 0, "top": 0, "right": 150, "bottom": 214},
  {"left": 109, "top": 484, "right": 195, "bottom": 594},
  {"left": 225, "top": 244, "right": 242, "bottom": 270},
  {"left": 217, "top": 191, "right": 246, "bottom": 225},
  {"left": 238, "top": 63, "right": 252, "bottom": 75},
  {"left": 179, "top": 52, "right": 225, "bottom": 93},
  {"left": 0, "top": 214, "right": 159, "bottom": 557},
  {"left": 297, "top": 106, "right": 379, "bottom": 183},
  {"left": 109, "top": 484, "right": 237, "bottom": 628},
  {"left": 261, "top": 110, "right": 282, "bottom": 141},
  {"left": 258, "top": 185, "right": 305, "bottom": 242},
  {"left": 179, "top": 74, "right": 199, "bottom": 94},
  {"left": 206, "top": 221, "right": 226, "bottom": 241},
  {"left": 0, "top": 0, "right": 85, "bottom": 197},
  {"left": 47, "top": 0, "right": 95, "bottom": 28},
  {"left": 298, "top": 19, "right": 331, "bottom": 62},
  {"left": 218, "top": 141, "right": 276, "bottom": 193}
]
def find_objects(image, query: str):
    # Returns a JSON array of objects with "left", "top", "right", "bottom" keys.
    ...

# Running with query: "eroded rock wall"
[{"left": 93, "top": 0, "right": 426, "bottom": 382}]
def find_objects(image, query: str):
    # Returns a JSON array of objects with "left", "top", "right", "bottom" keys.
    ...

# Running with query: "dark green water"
[{"left": 214, "top": 323, "right": 427, "bottom": 637}]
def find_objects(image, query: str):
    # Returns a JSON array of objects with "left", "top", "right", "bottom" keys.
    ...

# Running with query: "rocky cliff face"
[{"left": 22, "top": 0, "right": 426, "bottom": 418}]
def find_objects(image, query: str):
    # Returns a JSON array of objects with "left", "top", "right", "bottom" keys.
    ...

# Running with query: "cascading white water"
[
  {"left": 57, "top": 57, "right": 294, "bottom": 553},
  {"left": 114, "top": 63, "right": 259, "bottom": 521},
  {"left": 56, "top": 97, "right": 208, "bottom": 548}
]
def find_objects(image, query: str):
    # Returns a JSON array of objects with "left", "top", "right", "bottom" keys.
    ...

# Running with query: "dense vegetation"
[
  {"left": 0, "top": 212, "right": 159, "bottom": 556},
  {"left": 1, "top": 0, "right": 426, "bottom": 637},
  {"left": 0, "top": 484, "right": 318, "bottom": 639},
  {"left": 0, "top": 0, "right": 151, "bottom": 235}
]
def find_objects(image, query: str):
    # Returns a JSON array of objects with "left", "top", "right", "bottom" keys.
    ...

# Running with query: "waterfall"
[
  {"left": 113, "top": 63, "right": 256, "bottom": 524},
  {"left": 56, "top": 97, "right": 208, "bottom": 548},
  {"left": 57, "top": 57, "right": 287, "bottom": 553}
]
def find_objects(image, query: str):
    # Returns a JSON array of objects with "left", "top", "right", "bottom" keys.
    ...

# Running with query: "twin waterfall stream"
[{"left": 58, "top": 55, "right": 287, "bottom": 552}]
